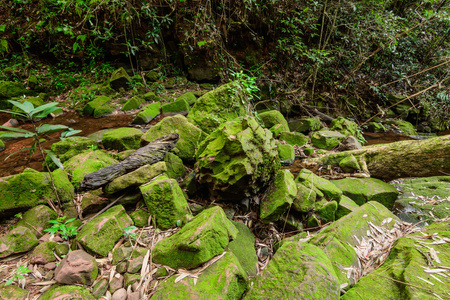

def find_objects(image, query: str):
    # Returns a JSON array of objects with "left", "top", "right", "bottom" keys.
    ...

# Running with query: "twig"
[{"left": 382, "top": 60, "right": 450, "bottom": 87}]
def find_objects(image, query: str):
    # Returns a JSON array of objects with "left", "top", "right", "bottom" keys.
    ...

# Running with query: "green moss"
[
  {"left": 132, "top": 102, "right": 161, "bottom": 124},
  {"left": 122, "top": 96, "right": 143, "bottom": 111},
  {"left": 339, "top": 154, "right": 360, "bottom": 173},
  {"left": 152, "top": 206, "right": 238, "bottom": 269},
  {"left": 161, "top": 99, "right": 190, "bottom": 114},
  {"left": 30, "top": 241, "right": 58, "bottom": 263},
  {"left": 0, "top": 81, "right": 26, "bottom": 99},
  {"left": 46, "top": 136, "right": 98, "bottom": 169},
  {"left": 102, "top": 127, "right": 143, "bottom": 151},
  {"left": 0, "top": 139, "right": 4, "bottom": 152},
  {"left": 279, "top": 131, "right": 308, "bottom": 146},
  {"left": 288, "top": 117, "right": 321, "bottom": 133},
  {"left": 311, "top": 130, "right": 345, "bottom": 149},
  {"left": 292, "top": 183, "right": 316, "bottom": 213},
  {"left": 258, "top": 110, "right": 289, "bottom": 132},
  {"left": 0, "top": 285, "right": 28, "bottom": 299},
  {"left": 176, "top": 92, "right": 197, "bottom": 105},
  {"left": 38, "top": 285, "right": 95, "bottom": 300},
  {"left": 335, "top": 195, "right": 359, "bottom": 219},
  {"left": 228, "top": 221, "right": 258, "bottom": 277},
  {"left": 130, "top": 209, "right": 150, "bottom": 227},
  {"left": 0, "top": 226, "right": 38, "bottom": 258},
  {"left": 109, "top": 67, "right": 131, "bottom": 90},
  {"left": 386, "top": 120, "right": 417, "bottom": 135},
  {"left": 82, "top": 96, "right": 111, "bottom": 116},
  {"left": 317, "top": 200, "right": 338, "bottom": 223},
  {"left": 330, "top": 117, "right": 364, "bottom": 142},
  {"left": 277, "top": 143, "right": 295, "bottom": 165},
  {"left": 140, "top": 175, "right": 191, "bottom": 229},
  {"left": 296, "top": 169, "right": 342, "bottom": 201},
  {"left": 16, "top": 205, "right": 57, "bottom": 237},
  {"left": 164, "top": 152, "right": 186, "bottom": 179}
]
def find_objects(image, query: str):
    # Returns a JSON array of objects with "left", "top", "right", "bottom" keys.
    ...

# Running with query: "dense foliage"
[{"left": 0, "top": 0, "right": 449, "bottom": 128}]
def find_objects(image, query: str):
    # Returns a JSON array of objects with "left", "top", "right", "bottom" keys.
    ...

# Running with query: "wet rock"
[
  {"left": 141, "top": 114, "right": 206, "bottom": 162},
  {"left": 132, "top": 102, "right": 161, "bottom": 124},
  {"left": 258, "top": 110, "right": 290, "bottom": 132},
  {"left": 16, "top": 205, "right": 57, "bottom": 237},
  {"left": 245, "top": 242, "right": 339, "bottom": 299},
  {"left": 311, "top": 130, "right": 345, "bottom": 149},
  {"left": 0, "top": 168, "right": 74, "bottom": 218},
  {"left": 187, "top": 81, "right": 249, "bottom": 134},
  {"left": 104, "top": 161, "right": 166, "bottom": 194},
  {"left": 260, "top": 170, "right": 297, "bottom": 223},
  {"left": 196, "top": 116, "right": 280, "bottom": 201},
  {"left": 38, "top": 285, "right": 95, "bottom": 300},
  {"left": 153, "top": 206, "right": 238, "bottom": 269},
  {"left": 102, "top": 127, "right": 143, "bottom": 151},
  {"left": 77, "top": 205, "right": 133, "bottom": 256},
  {"left": 54, "top": 250, "right": 98, "bottom": 285},
  {"left": 332, "top": 177, "right": 399, "bottom": 209},
  {"left": 140, "top": 174, "right": 191, "bottom": 229},
  {"left": 0, "top": 285, "right": 29, "bottom": 300},
  {"left": 152, "top": 252, "right": 247, "bottom": 300}
]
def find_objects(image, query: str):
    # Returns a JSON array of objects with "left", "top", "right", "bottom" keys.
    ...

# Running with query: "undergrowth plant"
[
  {"left": 4, "top": 264, "right": 30, "bottom": 286},
  {"left": 44, "top": 217, "right": 78, "bottom": 240}
]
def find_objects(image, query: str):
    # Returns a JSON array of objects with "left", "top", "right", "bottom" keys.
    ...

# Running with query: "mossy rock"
[
  {"left": 196, "top": 116, "right": 280, "bottom": 201},
  {"left": 176, "top": 92, "right": 197, "bottom": 105},
  {"left": 161, "top": 99, "right": 190, "bottom": 114},
  {"left": 339, "top": 154, "right": 360, "bottom": 173},
  {"left": 316, "top": 200, "right": 338, "bottom": 223},
  {"left": 30, "top": 241, "right": 58, "bottom": 264},
  {"left": 130, "top": 209, "right": 150, "bottom": 227},
  {"left": 0, "top": 81, "right": 27, "bottom": 100},
  {"left": 102, "top": 127, "right": 143, "bottom": 151},
  {"left": 132, "top": 102, "right": 161, "bottom": 124},
  {"left": 386, "top": 119, "right": 417, "bottom": 135},
  {"left": 104, "top": 161, "right": 166, "bottom": 194},
  {"left": 38, "top": 285, "right": 95, "bottom": 300},
  {"left": 292, "top": 183, "right": 317, "bottom": 213},
  {"left": 277, "top": 143, "right": 295, "bottom": 166},
  {"left": 260, "top": 170, "right": 297, "bottom": 223},
  {"left": 140, "top": 175, "right": 191, "bottom": 229},
  {"left": 332, "top": 177, "right": 398, "bottom": 209},
  {"left": 228, "top": 221, "right": 258, "bottom": 278},
  {"left": 311, "top": 130, "right": 345, "bottom": 149},
  {"left": 77, "top": 205, "right": 133, "bottom": 256},
  {"left": 258, "top": 110, "right": 289, "bottom": 132},
  {"left": 145, "top": 70, "right": 159, "bottom": 82},
  {"left": 82, "top": 96, "right": 112, "bottom": 116},
  {"left": 63, "top": 150, "right": 118, "bottom": 189},
  {"left": 269, "top": 123, "right": 285, "bottom": 138},
  {"left": 279, "top": 131, "right": 308, "bottom": 146},
  {"left": 152, "top": 251, "right": 247, "bottom": 300},
  {"left": 330, "top": 117, "right": 364, "bottom": 142},
  {"left": 0, "top": 226, "right": 38, "bottom": 258},
  {"left": 143, "top": 91, "right": 159, "bottom": 102},
  {"left": 152, "top": 206, "right": 238, "bottom": 269},
  {"left": 141, "top": 114, "right": 206, "bottom": 162},
  {"left": 164, "top": 152, "right": 186, "bottom": 179},
  {"left": 16, "top": 205, "right": 57, "bottom": 237},
  {"left": 296, "top": 169, "right": 342, "bottom": 201},
  {"left": 0, "top": 168, "right": 74, "bottom": 218},
  {"left": 187, "top": 81, "right": 249, "bottom": 134},
  {"left": 109, "top": 67, "right": 131, "bottom": 90},
  {"left": 335, "top": 195, "right": 359, "bottom": 220},
  {"left": 288, "top": 117, "right": 321, "bottom": 133},
  {"left": 45, "top": 136, "right": 98, "bottom": 169},
  {"left": 0, "top": 285, "right": 28, "bottom": 300},
  {"left": 364, "top": 122, "right": 386, "bottom": 132},
  {"left": 245, "top": 242, "right": 339, "bottom": 299},
  {"left": 122, "top": 96, "right": 143, "bottom": 111}
]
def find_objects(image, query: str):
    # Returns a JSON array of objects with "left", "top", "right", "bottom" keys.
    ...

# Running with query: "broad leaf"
[
  {"left": 0, "top": 109, "right": 26, "bottom": 118},
  {"left": 0, "top": 126, "right": 33, "bottom": 134},
  {"left": 61, "top": 128, "right": 82, "bottom": 138},
  {"left": 29, "top": 102, "right": 60, "bottom": 118},
  {"left": 0, "top": 132, "right": 33, "bottom": 139},
  {"left": 35, "top": 106, "right": 60, "bottom": 119},
  {"left": 36, "top": 124, "right": 68, "bottom": 135},
  {"left": 8, "top": 100, "right": 34, "bottom": 114},
  {"left": 45, "top": 150, "right": 64, "bottom": 170}
]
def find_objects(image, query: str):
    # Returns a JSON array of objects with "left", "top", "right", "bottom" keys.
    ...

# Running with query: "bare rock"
[
  {"left": 111, "top": 288, "right": 128, "bottom": 300},
  {"left": 54, "top": 250, "right": 98, "bottom": 285}
]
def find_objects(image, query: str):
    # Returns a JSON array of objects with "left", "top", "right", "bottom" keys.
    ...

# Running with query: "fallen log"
[
  {"left": 78, "top": 133, "right": 179, "bottom": 191},
  {"left": 303, "top": 134, "right": 450, "bottom": 180}
]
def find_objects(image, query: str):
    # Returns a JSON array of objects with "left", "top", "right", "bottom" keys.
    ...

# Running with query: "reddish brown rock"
[{"left": 54, "top": 250, "right": 98, "bottom": 285}]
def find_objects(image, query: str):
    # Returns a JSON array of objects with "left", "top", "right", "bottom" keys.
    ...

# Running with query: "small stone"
[
  {"left": 111, "top": 288, "right": 127, "bottom": 300},
  {"left": 44, "top": 262, "right": 56, "bottom": 270},
  {"left": 109, "top": 274, "right": 124, "bottom": 294},
  {"left": 54, "top": 250, "right": 98, "bottom": 285}
]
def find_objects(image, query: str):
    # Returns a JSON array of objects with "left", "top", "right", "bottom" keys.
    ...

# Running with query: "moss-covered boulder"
[
  {"left": 196, "top": 116, "right": 280, "bottom": 201},
  {"left": 0, "top": 285, "right": 28, "bottom": 300},
  {"left": 104, "top": 161, "right": 166, "bottom": 194},
  {"left": 260, "top": 170, "right": 297, "bottom": 223},
  {"left": 102, "top": 127, "right": 143, "bottom": 151},
  {"left": 268, "top": 123, "right": 285, "bottom": 138},
  {"left": 109, "top": 67, "right": 131, "bottom": 90},
  {"left": 129, "top": 209, "right": 150, "bottom": 227},
  {"left": 141, "top": 114, "right": 206, "bottom": 162},
  {"left": 0, "top": 168, "right": 74, "bottom": 218},
  {"left": 228, "top": 221, "right": 258, "bottom": 278},
  {"left": 177, "top": 91, "right": 197, "bottom": 105},
  {"left": 332, "top": 177, "right": 399, "bottom": 209},
  {"left": 38, "top": 285, "right": 95, "bottom": 300},
  {"left": 77, "top": 205, "right": 133, "bottom": 257},
  {"left": 310, "top": 201, "right": 398, "bottom": 287},
  {"left": 16, "top": 205, "right": 57, "bottom": 237},
  {"left": 152, "top": 251, "right": 247, "bottom": 300},
  {"left": 140, "top": 175, "right": 192, "bottom": 230},
  {"left": 258, "top": 110, "right": 289, "bottom": 132},
  {"left": 0, "top": 226, "right": 38, "bottom": 258},
  {"left": 63, "top": 150, "right": 118, "bottom": 189},
  {"left": 279, "top": 131, "right": 308, "bottom": 146},
  {"left": 152, "top": 206, "right": 238, "bottom": 269},
  {"left": 292, "top": 183, "right": 317, "bottom": 213},
  {"left": 46, "top": 136, "right": 98, "bottom": 168},
  {"left": 132, "top": 102, "right": 161, "bottom": 124},
  {"left": 288, "top": 117, "right": 322, "bottom": 133},
  {"left": 277, "top": 143, "right": 295, "bottom": 165},
  {"left": 330, "top": 117, "right": 364, "bottom": 142},
  {"left": 335, "top": 195, "right": 359, "bottom": 219},
  {"left": 392, "top": 176, "right": 450, "bottom": 222},
  {"left": 164, "top": 152, "right": 186, "bottom": 179},
  {"left": 161, "top": 99, "right": 190, "bottom": 114},
  {"left": 316, "top": 199, "right": 338, "bottom": 223},
  {"left": 82, "top": 96, "right": 113, "bottom": 117},
  {"left": 339, "top": 154, "right": 360, "bottom": 173},
  {"left": 121, "top": 96, "right": 143, "bottom": 111},
  {"left": 342, "top": 221, "right": 450, "bottom": 300},
  {"left": 311, "top": 130, "right": 345, "bottom": 149},
  {"left": 30, "top": 241, "right": 58, "bottom": 264},
  {"left": 386, "top": 119, "right": 417, "bottom": 135},
  {"left": 245, "top": 242, "right": 339, "bottom": 299},
  {"left": 0, "top": 81, "right": 26, "bottom": 100},
  {"left": 296, "top": 169, "right": 342, "bottom": 201},
  {"left": 187, "top": 81, "right": 249, "bottom": 134}
]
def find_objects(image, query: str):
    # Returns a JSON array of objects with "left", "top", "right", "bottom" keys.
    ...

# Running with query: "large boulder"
[
  {"left": 77, "top": 205, "right": 133, "bottom": 256},
  {"left": 152, "top": 206, "right": 238, "bottom": 269},
  {"left": 102, "top": 127, "right": 143, "bottom": 151},
  {"left": 141, "top": 114, "right": 206, "bottom": 162},
  {"left": 332, "top": 177, "right": 399, "bottom": 209},
  {"left": 140, "top": 174, "right": 192, "bottom": 229},
  {"left": 152, "top": 251, "right": 248, "bottom": 300},
  {"left": 0, "top": 168, "right": 74, "bottom": 218},
  {"left": 245, "top": 242, "right": 339, "bottom": 299},
  {"left": 196, "top": 116, "right": 280, "bottom": 201},
  {"left": 187, "top": 81, "right": 249, "bottom": 134},
  {"left": 342, "top": 221, "right": 450, "bottom": 299}
]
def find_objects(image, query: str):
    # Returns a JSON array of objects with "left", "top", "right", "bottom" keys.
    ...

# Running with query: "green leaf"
[
  {"left": 36, "top": 124, "right": 68, "bottom": 135},
  {"left": 46, "top": 150, "right": 64, "bottom": 170},
  {"left": 0, "top": 132, "right": 33, "bottom": 139},
  {"left": 4, "top": 147, "right": 32, "bottom": 160},
  {"left": 8, "top": 100, "right": 34, "bottom": 114},
  {"left": 5, "top": 278, "right": 13, "bottom": 286},
  {"left": 61, "top": 128, "right": 82, "bottom": 138},
  {"left": 29, "top": 102, "right": 59, "bottom": 118},
  {"left": 0, "top": 109, "right": 26, "bottom": 118},
  {"left": 0, "top": 126, "right": 32, "bottom": 134}
]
